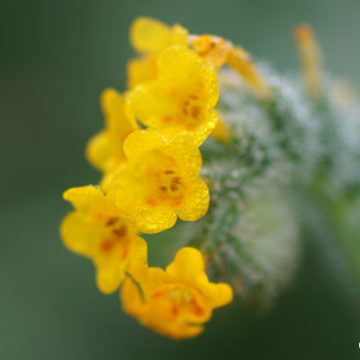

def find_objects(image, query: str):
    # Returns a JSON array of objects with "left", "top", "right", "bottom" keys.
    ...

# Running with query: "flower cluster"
[
  {"left": 59, "top": 14, "right": 360, "bottom": 347},
  {"left": 60, "top": 17, "right": 276, "bottom": 339}
]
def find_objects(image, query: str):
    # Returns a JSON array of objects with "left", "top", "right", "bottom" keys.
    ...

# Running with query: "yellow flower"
[
  {"left": 122, "top": 247, "right": 233, "bottom": 340},
  {"left": 61, "top": 185, "right": 147, "bottom": 294},
  {"left": 190, "top": 34, "right": 271, "bottom": 100},
  {"left": 187, "top": 35, "right": 235, "bottom": 143},
  {"left": 127, "top": 17, "right": 188, "bottom": 89},
  {"left": 106, "top": 130, "right": 209, "bottom": 234},
  {"left": 127, "top": 55, "right": 159, "bottom": 89},
  {"left": 129, "top": 45, "right": 219, "bottom": 146},
  {"left": 130, "top": 17, "right": 188, "bottom": 55},
  {"left": 86, "top": 88, "right": 138, "bottom": 173},
  {"left": 190, "top": 34, "right": 233, "bottom": 69}
]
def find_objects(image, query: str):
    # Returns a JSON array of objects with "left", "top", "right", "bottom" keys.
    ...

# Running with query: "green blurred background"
[{"left": 1, "top": 0, "right": 360, "bottom": 358}]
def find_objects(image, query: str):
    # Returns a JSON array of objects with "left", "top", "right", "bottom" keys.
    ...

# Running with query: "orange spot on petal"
[
  {"left": 100, "top": 239, "right": 115, "bottom": 253},
  {"left": 113, "top": 225, "right": 127, "bottom": 237},
  {"left": 191, "top": 106, "right": 200, "bottom": 118},
  {"left": 152, "top": 289, "right": 166, "bottom": 298},
  {"left": 122, "top": 246, "right": 129, "bottom": 260},
  {"left": 171, "top": 305, "right": 179, "bottom": 316},
  {"left": 145, "top": 197, "right": 157, "bottom": 207},
  {"left": 162, "top": 116, "right": 172, "bottom": 124},
  {"left": 194, "top": 305, "right": 204, "bottom": 317}
]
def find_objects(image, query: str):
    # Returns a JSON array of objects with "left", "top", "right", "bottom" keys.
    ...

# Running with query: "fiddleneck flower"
[
  {"left": 61, "top": 185, "right": 147, "bottom": 294},
  {"left": 106, "top": 130, "right": 209, "bottom": 234},
  {"left": 127, "top": 17, "right": 188, "bottom": 88},
  {"left": 129, "top": 45, "right": 219, "bottom": 146},
  {"left": 86, "top": 88, "right": 138, "bottom": 173},
  {"left": 122, "top": 247, "right": 233, "bottom": 339}
]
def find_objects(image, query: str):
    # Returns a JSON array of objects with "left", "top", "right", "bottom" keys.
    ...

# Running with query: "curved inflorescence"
[{"left": 61, "top": 17, "right": 360, "bottom": 339}]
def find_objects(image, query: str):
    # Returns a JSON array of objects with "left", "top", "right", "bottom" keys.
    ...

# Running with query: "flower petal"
[
  {"left": 60, "top": 212, "right": 105, "bottom": 257},
  {"left": 205, "top": 283, "right": 234, "bottom": 308},
  {"left": 108, "top": 185, "right": 178, "bottom": 234},
  {"left": 166, "top": 247, "right": 208, "bottom": 285},
  {"left": 63, "top": 185, "right": 118, "bottom": 218},
  {"left": 177, "top": 179, "right": 209, "bottom": 222},
  {"left": 123, "top": 130, "right": 166, "bottom": 161},
  {"left": 101, "top": 88, "right": 138, "bottom": 132},
  {"left": 95, "top": 236, "right": 148, "bottom": 294},
  {"left": 158, "top": 45, "right": 219, "bottom": 107},
  {"left": 130, "top": 17, "right": 188, "bottom": 54},
  {"left": 86, "top": 130, "right": 125, "bottom": 172},
  {"left": 127, "top": 55, "right": 158, "bottom": 89},
  {"left": 165, "top": 135, "right": 202, "bottom": 174}
]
